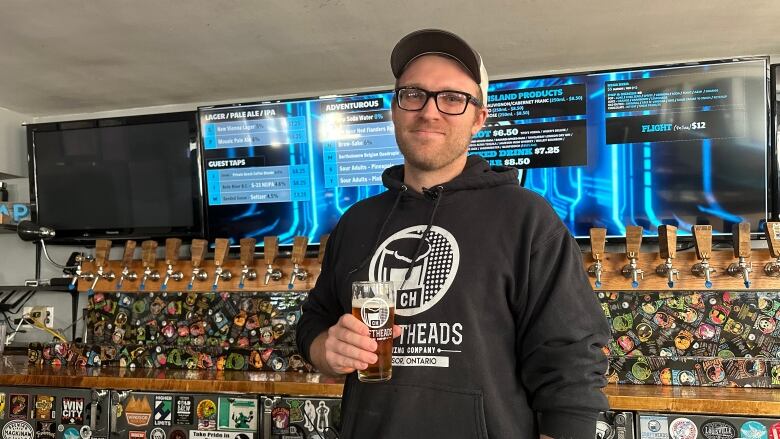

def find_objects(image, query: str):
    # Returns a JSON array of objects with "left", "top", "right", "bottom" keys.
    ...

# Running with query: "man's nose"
[{"left": 418, "top": 96, "right": 442, "bottom": 119}]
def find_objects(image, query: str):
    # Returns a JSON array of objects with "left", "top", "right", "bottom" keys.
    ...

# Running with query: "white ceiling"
[{"left": 1, "top": 0, "right": 779, "bottom": 118}]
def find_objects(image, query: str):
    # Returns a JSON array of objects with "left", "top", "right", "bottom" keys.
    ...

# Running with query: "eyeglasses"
[{"left": 394, "top": 86, "right": 482, "bottom": 115}]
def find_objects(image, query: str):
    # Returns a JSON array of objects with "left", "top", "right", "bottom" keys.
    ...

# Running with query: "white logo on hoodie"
[{"left": 368, "top": 225, "right": 459, "bottom": 317}]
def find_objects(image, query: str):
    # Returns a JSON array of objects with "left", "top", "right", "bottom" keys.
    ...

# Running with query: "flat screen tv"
[
  {"left": 200, "top": 57, "right": 771, "bottom": 245},
  {"left": 475, "top": 57, "right": 771, "bottom": 239},
  {"left": 200, "top": 91, "right": 399, "bottom": 246},
  {"left": 27, "top": 111, "right": 204, "bottom": 243}
]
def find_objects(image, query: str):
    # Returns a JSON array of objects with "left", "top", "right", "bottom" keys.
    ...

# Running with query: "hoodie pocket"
[{"left": 342, "top": 381, "right": 489, "bottom": 439}]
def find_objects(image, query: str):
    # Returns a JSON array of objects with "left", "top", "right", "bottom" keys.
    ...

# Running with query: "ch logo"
[{"left": 369, "top": 225, "right": 459, "bottom": 317}]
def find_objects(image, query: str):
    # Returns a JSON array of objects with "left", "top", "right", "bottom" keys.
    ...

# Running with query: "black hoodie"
[{"left": 297, "top": 155, "right": 610, "bottom": 438}]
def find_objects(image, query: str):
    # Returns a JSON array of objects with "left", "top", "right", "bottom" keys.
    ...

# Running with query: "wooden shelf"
[
  {"left": 604, "top": 383, "right": 780, "bottom": 416},
  {"left": 3, "top": 357, "right": 780, "bottom": 415},
  {"left": 2, "top": 356, "right": 344, "bottom": 397},
  {"left": 0, "top": 172, "right": 22, "bottom": 180}
]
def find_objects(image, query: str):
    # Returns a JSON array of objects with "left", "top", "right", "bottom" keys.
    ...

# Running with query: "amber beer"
[{"left": 351, "top": 281, "right": 396, "bottom": 382}]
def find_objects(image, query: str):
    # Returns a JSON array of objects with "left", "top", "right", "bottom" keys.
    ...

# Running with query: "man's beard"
[{"left": 395, "top": 122, "right": 473, "bottom": 172}]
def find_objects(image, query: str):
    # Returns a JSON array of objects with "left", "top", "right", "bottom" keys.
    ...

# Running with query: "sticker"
[
  {"left": 62, "top": 427, "right": 79, "bottom": 439},
  {"left": 196, "top": 399, "right": 217, "bottom": 430},
  {"left": 2, "top": 420, "right": 34, "bottom": 439},
  {"left": 701, "top": 419, "right": 736, "bottom": 439},
  {"left": 188, "top": 432, "right": 254, "bottom": 439},
  {"left": 79, "top": 426, "right": 92, "bottom": 439},
  {"left": 61, "top": 398, "right": 84, "bottom": 425},
  {"left": 175, "top": 396, "right": 194, "bottom": 425},
  {"left": 0, "top": 393, "right": 6, "bottom": 420},
  {"left": 150, "top": 428, "right": 166, "bottom": 439},
  {"left": 669, "top": 417, "right": 697, "bottom": 439},
  {"left": 640, "top": 415, "right": 669, "bottom": 439},
  {"left": 129, "top": 433, "right": 146, "bottom": 439},
  {"left": 2, "top": 420, "right": 33, "bottom": 439},
  {"left": 34, "top": 421, "right": 55, "bottom": 439},
  {"left": 10, "top": 395, "right": 29, "bottom": 420},
  {"left": 125, "top": 396, "right": 152, "bottom": 427},
  {"left": 170, "top": 431, "right": 186, "bottom": 439},
  {"left": 33, "top": 396, "right": 54, "bottom": 420},
  {"left": 33, "top": 421, "right": 56, "bottom": 439},
  {"left": 270, "top": 406, "right": 289, "bottom": 435},
  {"left": 217, "top": 398, "right": 257, "bottom": 432},
  {"left": 741, "top": 421, "right": 768, "bottom": 439},
  {"left": 154, "top": 395, "right": 173, "bottom": 426},
  {"left": 771, "top": 423, "right": 780, "bottom": 439}
]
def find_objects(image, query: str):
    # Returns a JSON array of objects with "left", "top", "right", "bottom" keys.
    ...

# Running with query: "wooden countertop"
[
  {"left": 5, "top": 357, "right": 780, "bottom": 415},
  {"left": 5, "top": 356, "right": 344, "bottom": 397}
]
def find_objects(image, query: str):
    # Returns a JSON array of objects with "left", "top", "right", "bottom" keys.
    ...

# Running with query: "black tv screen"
[{"left": 27, "top": 112, "right": 204, "bottom": 243}]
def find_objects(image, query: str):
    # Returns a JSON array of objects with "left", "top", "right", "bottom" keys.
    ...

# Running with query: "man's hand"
[{"left": 309, "top": 314, "right": 402, "bottom": 376}]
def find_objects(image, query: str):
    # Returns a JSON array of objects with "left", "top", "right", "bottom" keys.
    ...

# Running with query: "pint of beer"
[{"left": 352, "top": 281, "right": 395, "bottom": 382}]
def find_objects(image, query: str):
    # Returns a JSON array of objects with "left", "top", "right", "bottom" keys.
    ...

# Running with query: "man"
[{"left": 296, "top": 29, "right": 610, "bottom": 438}]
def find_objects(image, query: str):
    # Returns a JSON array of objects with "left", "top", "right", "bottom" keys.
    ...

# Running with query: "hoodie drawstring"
[
  {"left": 400, "top": 185, "right": 444, "bottom": 288},
  {"left": 348, "top": 184, "right": 409, "bottom": 275}
]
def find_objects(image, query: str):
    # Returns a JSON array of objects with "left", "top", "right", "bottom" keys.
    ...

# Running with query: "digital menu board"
[
  {"left": 472, "top": 57, "right": 769, "bottom": 237},
  {"left": 201, "top": 57, "right": 770, "bottom": 244},
  {"left": 200, "top": 92, "right": 400, "bottom": 245}
]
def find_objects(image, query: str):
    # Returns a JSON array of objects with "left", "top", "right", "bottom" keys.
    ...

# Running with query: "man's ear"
[{"left": 471, "top": 106, "right": 489, "bottom": 136}]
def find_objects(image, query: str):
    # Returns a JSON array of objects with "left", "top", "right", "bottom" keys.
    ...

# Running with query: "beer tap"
[
  {"left": 211, "top": 238, "right": 232, "bottom": 291},
  {"left": 138, "top": 240, "right": 160, "bottom": 291},
  {"left": 318, "top": 233, "right": 331, "bottom": 264},
  {"left": 586, "top": 228, "right": 606, "bottom": 288},
  {"left": 621, "top": 226, "right": 644, "bottom": 288},
  {"left": 764, "top": 222, "right": 780, "bottom": 276},
  {"left": 238, "top": 238, "right": 257, "bottom": 289},
  {"left": 691, "top": 225, "right": 716, "bottom": 288},
  {"left": 726, "top": 222, "right": 752, "bottom": 288},
  {"left": 187, "top": 239, "right": 209, "bottom": 290},
  {"left": 160, "top": 238, "right": 183, "bottom": 291},
  {"left": 288, "top": 236, "right": 309, "bottom": 289},
  {"left": 69, "top": 253, "right": 95, "bottom": 291},
  {"left": 116, "top": 240, "right": 137, "bottom": 289},
  {"left": 655, "top": 225, "right": 680, "bottom": 288},
  {"left": 263, "top": 236, "right": 282, "bottom": 285},
  {"left": 88, "top": 239, "right": 115, "bottom": 293}
]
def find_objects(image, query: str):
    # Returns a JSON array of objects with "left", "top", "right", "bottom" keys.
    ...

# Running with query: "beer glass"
[{"left": 351, "top": 281, "right": 395, "bottom": 382}]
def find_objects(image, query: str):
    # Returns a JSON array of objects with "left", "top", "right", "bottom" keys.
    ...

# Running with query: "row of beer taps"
[
  {"left": 587, "top": 222, "right": 777, "bottom": 289},
  {"left": 70, "top": 234, "right": 328, "bottom": 292}
]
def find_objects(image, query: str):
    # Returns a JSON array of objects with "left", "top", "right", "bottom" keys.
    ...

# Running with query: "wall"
[{"left": 0, "top": 107, "right": 95, "bottom": 344}]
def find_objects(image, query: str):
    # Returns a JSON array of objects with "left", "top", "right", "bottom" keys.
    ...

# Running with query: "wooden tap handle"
[
  {"left": 190, "top": 239, "right": 208, "bottom": 268},
  {"left": 589, "top": 228, "right": 606, "bottom": 260},
  {"left": 121, "top": 240, "right": 137, "bottom": 267},
  {"left": 658, "top": 225, "right": 677, "bottom": 259},
  {"left": 693, "top": 225, "right": 713, "bottom": 260},
  {"left": 141, "top": 240, "right": 158, "bottom": 267},
  {"left": 240, "top": 238, "right": 256, "bottom": 266},
  {"left": 213, "top": 238, "right": 229, "bottom": 267},
  {"left": 264, "top": 236, "right": 279, "bottom": 265},
  {"left": 165, "top": 238, "right": 182, "bottom": 265},
  {"left": 94, "top": 239, "right": 112, "bottom": 267},
  {"left": 292, "top": 236, "right": 309, "bottom": 264},
  {"left": 625, "top": 226, "right": 643, "bottom": 256},
  {"left": 733, "top": 222, "right": 751, "bottom": 258},
  {"left": 765, "top": 222, "right": 780, "bottom": 259},
  {"left": 318, "top": 234, "right": 331, "bottom": 263}
]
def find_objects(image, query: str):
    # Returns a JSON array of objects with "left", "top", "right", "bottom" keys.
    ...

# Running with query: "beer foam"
[{"left": 352, "top": 297, "right": 395, "bottom": 308}]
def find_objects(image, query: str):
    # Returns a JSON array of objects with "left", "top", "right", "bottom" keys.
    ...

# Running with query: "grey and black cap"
[{"left": 390, "top": 29, "right": 489, "bottom": 103}]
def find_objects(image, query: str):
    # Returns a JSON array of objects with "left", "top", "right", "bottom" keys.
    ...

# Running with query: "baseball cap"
[{"left": 391, "top": 29, "right": 489, "bottom": 104}]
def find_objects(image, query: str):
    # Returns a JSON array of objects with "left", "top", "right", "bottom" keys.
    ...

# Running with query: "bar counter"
[{"left": 4, "top": 356, "right": 780, "bottom": 415}]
